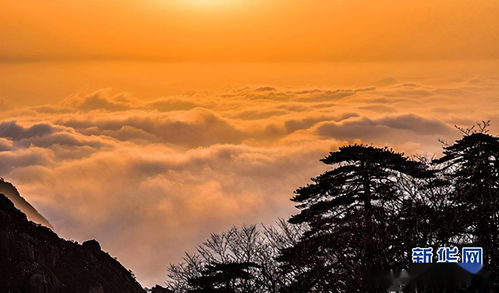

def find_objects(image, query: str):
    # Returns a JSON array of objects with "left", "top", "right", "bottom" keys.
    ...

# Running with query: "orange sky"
[
  {"left": 1, "top": 0, "right": 499, "bottom": 288},
  {"left": 1, "top": 0, "right": 499, "bottom": 62}
]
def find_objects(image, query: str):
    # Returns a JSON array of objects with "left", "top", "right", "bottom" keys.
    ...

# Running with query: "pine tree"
[
  {"left": 279, "top": 145, "right": 427, "bottom": 292},
  {"left": 187, "top": 262, "right": 260, "bottom": 293},
  {"left": 434, "top": 127, "right": 499, "bottom": 288}
]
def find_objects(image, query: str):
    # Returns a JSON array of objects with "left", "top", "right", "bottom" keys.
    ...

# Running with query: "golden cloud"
[{"left": 1, "top": 77, "right": 499, "bottom": 286}]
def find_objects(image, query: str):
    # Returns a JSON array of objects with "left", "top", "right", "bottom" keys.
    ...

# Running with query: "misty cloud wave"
[{"left": 1, "top": 77, "right": 499, "bottom": 286}]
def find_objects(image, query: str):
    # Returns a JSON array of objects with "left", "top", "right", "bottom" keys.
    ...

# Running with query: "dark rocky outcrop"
[
  {"left": 0, "top": 193, "right": 146, "bottom": 293},
  {"left": 0, "top": 178, "right": 52, "bottom": 228},
  {"left": 149, "top": 285, "right": 174, "bottom": 293}
]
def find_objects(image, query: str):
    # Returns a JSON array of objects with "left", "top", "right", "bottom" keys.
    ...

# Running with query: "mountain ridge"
[
  {"left": 0, "top": 192, "right": 148, "bottom": 293},
  {"left": 0, "top": 178, "right": 52, "bottom": 228}
]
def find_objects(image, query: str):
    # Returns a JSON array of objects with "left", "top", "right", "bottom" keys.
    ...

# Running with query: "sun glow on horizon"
[
  {"left": 168, "top": 0, "right": 251, "bottom": 11},
  {"left": 1, "top": 0, "right": 499, "bottom": 288}
]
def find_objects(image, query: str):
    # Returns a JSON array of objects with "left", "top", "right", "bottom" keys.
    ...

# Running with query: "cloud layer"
[{"left": 1, "top": 78, "right": 499, "bottom": 286}]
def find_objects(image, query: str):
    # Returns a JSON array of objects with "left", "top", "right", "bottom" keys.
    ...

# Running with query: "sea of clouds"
[{"left": 0, "top": 77, "right": 498, "bottom": 286}]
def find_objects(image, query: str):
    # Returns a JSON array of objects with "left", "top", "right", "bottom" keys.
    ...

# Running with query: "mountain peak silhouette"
[
  {"left": 0, "top": 178, "right": 52, "bottom": 229},
  {"left": 0, "top": 192, "right": 146, "bottom": 293}
]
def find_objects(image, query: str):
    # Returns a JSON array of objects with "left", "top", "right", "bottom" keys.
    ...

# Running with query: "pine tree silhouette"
[
  {"left": 435, "top": 130, "right": 499, "bottom": 289},
  {"left": 187, "top": 262, "right": 260, "bottom": 293},
  {"left": 279, "top": 145, "right": 427, "bottom": 292}
]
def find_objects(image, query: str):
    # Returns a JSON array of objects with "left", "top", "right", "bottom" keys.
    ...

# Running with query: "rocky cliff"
[
  {"left": 0, "top": 178, "right": 52, "bottom": 228},
  {"left": 0, "top": 193, "right": 146, "bottom": 293}
]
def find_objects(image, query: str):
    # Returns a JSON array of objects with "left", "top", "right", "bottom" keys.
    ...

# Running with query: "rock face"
[
  {"left": 0, "top": 178, "right": 52, "bottom": 228},
  {"left": 150, "top": 285, "right": 174, "bottom": 293},
  {"left": 0, "top": 193, "right": 146, "bottom": 293}
]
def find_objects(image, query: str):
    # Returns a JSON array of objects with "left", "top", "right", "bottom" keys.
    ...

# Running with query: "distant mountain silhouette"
[
  {"left": 0, "top": 178, "right": 52, "bottom": 229},
  {"left": 0, "top": 193, "right": 146, "bottom": 293}
]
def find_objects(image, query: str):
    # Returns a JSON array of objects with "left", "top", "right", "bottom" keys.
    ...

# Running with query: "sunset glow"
[
  {"left": 181, "top": 0, "right": 244, "bottom": 8},
  {"left": 1, "top": 0, "right": 498, "bottom": 288}
]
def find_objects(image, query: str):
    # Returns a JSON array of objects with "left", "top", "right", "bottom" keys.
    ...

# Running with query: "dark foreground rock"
[
  {"left": 150, "top": 285, "right": 173, "bottom": 293},
  {"left": 0, "top": 193, "right": 146, "bottom": 293},
  {"left": 0, "top": 178, "right": 52, "bottom": 228}
]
